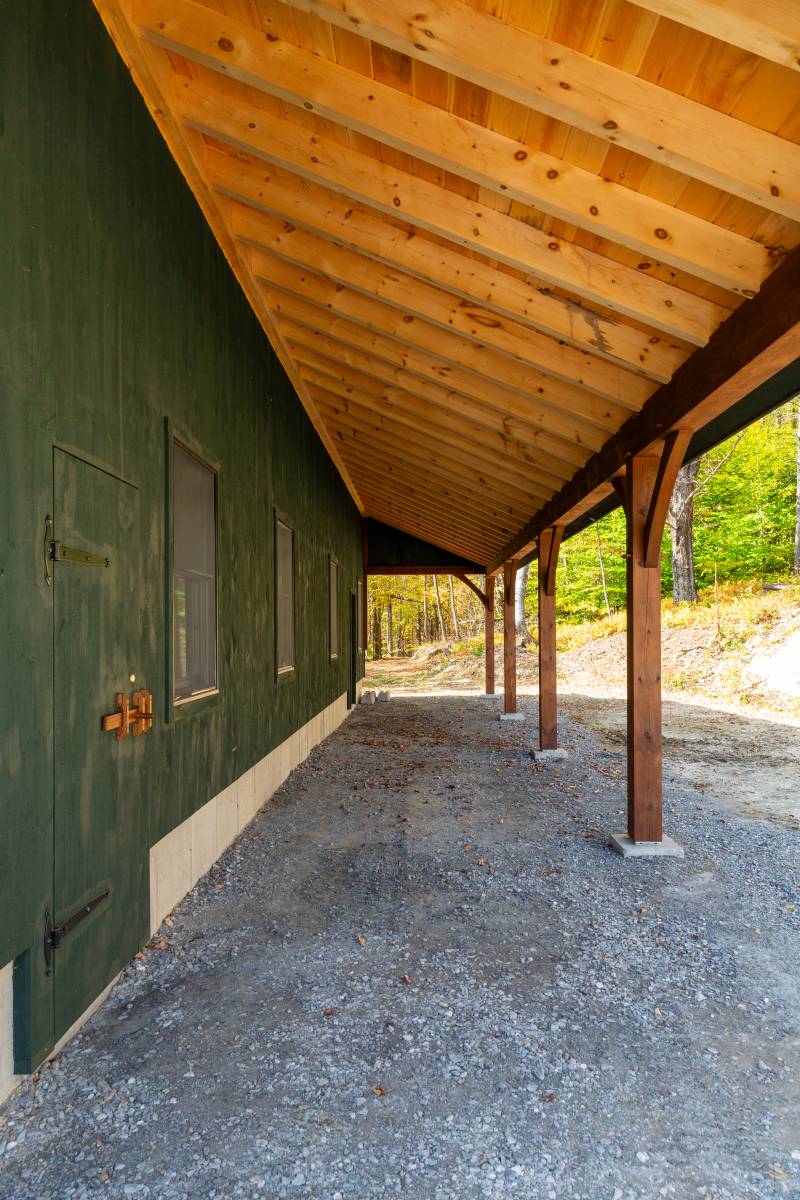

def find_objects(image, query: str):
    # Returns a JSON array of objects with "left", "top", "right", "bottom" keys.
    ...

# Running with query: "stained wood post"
[
  {"left": 538, "top": 527, "right": 562, "bottom": 750},
  {"left": 485, "top": 574, "right": 495, "bottom": 695},
  {"left": 362, "top": 519, "right": 369, "bottom": 660},
  {"left": 503, "top": 559, "right": 517, "bottom": 713},
  {"left": 624, "top": 431, "right": 692, "bottom": 843}
]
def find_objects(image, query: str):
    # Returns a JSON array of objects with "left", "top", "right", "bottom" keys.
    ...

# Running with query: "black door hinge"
[{"left": 44, "top": 889, "right": 110, "bottom": 975}]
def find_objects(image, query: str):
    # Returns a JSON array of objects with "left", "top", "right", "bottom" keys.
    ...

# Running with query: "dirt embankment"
[{"left": 368, "top": 591, "right": 800, "bottom": 829}]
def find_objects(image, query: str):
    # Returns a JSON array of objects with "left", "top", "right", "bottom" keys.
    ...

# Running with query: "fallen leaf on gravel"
[
  {"left": 767, "top": 1166, "right": 790, "bottom": 1181},
  {"left": 539, "top": 1092, "right": 557, "bottom": 1103},
  {"left": 400, "top": 975, "right": 413, "bottom": 985},
  {"left": 134, "top": 951, "right": 144, "bottom": 960},
  {"left": 150, "top": 938, "right": 168, "bottom": 951},
  {"left": 463, "top": 843, "right": 473, "bottom": 851},
  {"left": 324, "top": 1008, "right": 335, "bottom": 1018},
  {"left": 357, "top": 935, "right": 366, "bottom": 945},
  {"left": 99, "top": 1172, "right": 110, "bottom": 1182},
  {"left": 371, "top": 1086, "right": 385, "bottom": 1096},
  {"left": 472, "top": 858, "right": 488, "bottom": 867}
]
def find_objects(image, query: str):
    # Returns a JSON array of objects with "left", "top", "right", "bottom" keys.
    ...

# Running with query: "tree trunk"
[
  {"left": 514, "top": 562, "right": 530, "bottom": 642},
  {"left": 386, "top": 600, "right": 394, "bottom": 655},
  {"left": 447, "top": 575, "right": 461, "bottom": 640},
  {"left": 422, "top": 576, "right": 429, "bottom": 641},
  {"left": 432, "top": 575, "right": 446, "bottom": 641},
  {"left": 795, "top": 397, "right": 800, "bottom": 573},
  {"left": 596, "top": 523, "right": 611, "bottom": 616},
  {"left": 668, "top": 459, "right": 701, "bottom": 603},
  {"left": 371, "top": 604, "right": 382, "bottom": 659}
]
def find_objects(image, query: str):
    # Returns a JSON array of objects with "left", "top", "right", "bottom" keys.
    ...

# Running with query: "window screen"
[
  {"left": 173, "top": 443, "right": 217, "bottom": 702},
  {"left": 276, "top": 519, "right": 294, "bottom": 673},
  {"left": 329, "top": 558, "right": 338, "bottom": 659}
]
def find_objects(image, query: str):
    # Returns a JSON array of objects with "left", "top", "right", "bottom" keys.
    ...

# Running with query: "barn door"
[{"left": 50, "top": 449, "right": 149, "bottom": 1040}]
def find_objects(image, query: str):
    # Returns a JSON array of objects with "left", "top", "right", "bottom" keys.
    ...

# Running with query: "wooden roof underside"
[{"left": 94, "top": 0, "right": 800, "bottom": 568}]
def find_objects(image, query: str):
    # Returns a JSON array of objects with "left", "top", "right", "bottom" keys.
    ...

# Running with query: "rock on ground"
[{"left": 1, "top": 694, "right": 799, "bottom": 1200}]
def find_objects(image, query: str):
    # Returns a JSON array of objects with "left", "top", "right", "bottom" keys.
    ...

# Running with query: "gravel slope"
[{"left": 1, "top": 695, "right": 799, "bottom": 1200}]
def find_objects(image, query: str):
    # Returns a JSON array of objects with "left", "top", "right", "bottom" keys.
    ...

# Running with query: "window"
[
  {"left": 276, "top": 519, "right": 294, "bottom": 674},
  {"left": 329, "top": 557, "right": 338, "bottom": 659},
  {"left": 173, "top": 442, "right": 217, "bottom": 702},
  {"left": 356, "top": 578, "right": 363, "bottom": 655}
]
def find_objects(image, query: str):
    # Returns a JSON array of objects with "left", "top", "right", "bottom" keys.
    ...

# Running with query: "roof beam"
[
  {"left": 360, "top": 476, "right": 523, "bottom": 535},
  {"left": 286, "top": 338, "right": 594, "bottom": 468},
  {"left": 276, "top": 0, "right": 800, "bottom": 221},
  {"left": 488, "top": 246, "right": 800, "bottom": 571},
  {"left": 357, "top": 486, "right": 519, "bottom": 552},
  {"left": 630, "top": 1, "right": 800, "bottom": 74},
  {"left": 357, "top": 473, "right": 522, "bottom": 538},
  {"left": 135, "top": 0, "right": 772, "bottom": 292},
  {"left": 313, "top": 390, "right": 554, "bottom": 506},
  {"left": 252, "top": 253, "right": 647, "bottom": 427},
  {"left": 301, "top": 367, "right": 571, "bottom": 490},
  {"left": 178, "top": 81, "right": 727, "bottom": 344},
  {"left": 272, "top": 305, "right": 633, "bottom": 436},
  {"left": 238, "top": 214, "right": 654, "bottom": 406},
  {"left": 218, "top": 168, "right": 686, "bottom": 382}
]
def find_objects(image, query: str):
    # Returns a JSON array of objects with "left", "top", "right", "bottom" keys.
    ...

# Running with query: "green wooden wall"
[{"left": 0, "top": 0, "right": 363, "bottom": 1066}]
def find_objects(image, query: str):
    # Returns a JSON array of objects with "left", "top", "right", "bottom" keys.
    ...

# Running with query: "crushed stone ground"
[{"left": 2, "top": 694, "right": 800, "bottom": 1199}]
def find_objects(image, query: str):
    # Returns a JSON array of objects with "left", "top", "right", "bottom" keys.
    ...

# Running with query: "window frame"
[
  {"left": 329, "top": 555, "right": 339, "bottom": 661},
  {"left": 275, "top": 512, "right": 296, "bottom": 680},
  {"left": 170, "top": 436, "right": 220, "bottom": 710}
]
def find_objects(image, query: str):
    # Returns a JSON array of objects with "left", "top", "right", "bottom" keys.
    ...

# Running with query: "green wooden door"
[{"left": 51, "top": 449, "right": 148, "bottom": 1039}]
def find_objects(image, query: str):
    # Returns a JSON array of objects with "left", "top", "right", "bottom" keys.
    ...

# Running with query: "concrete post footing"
[
  {"left": 499, "top": 712, "right": 526, "bottom": 722},
  {"left": 531, "top": 748, "right": 568, "bottom": 762},
  {"left": 609, "top": 833, "right": 684, "bottom": 859}
]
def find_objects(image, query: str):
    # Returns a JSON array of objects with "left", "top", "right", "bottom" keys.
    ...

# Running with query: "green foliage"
[
  {"left": 546, "top": 400, "right": 798, "bottom": 626},
  {"left": 368, "top": 399, "right": 799, "bottom": 651}
]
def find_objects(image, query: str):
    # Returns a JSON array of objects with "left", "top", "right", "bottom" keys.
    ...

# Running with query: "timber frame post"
[
  {"left": 502, "top": 559, "right": 517, "bottom": 714},
  {"left": 485, "top": 574, "right": 495, "bottom": 695},
  {"left": 537, "top": 526, "right": 563, "bottom": 751},
  {"left": 614, "top": 431, "right": 691, "bottom": 855}
]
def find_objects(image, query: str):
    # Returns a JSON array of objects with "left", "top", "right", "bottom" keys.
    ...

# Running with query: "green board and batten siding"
[{"left": 1, "top": 0, "right": 364, "bottom": 1070}]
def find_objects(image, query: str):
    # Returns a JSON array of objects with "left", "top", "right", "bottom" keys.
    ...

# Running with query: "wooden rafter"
[
  {"left": 218, "top": 174, "right": 687, "bottom": 381},
  {"left": 179, "top": 81, "right": 729, "bottom": 343},
  {"left": 136, "top": 0, "right": 772, "bottom": 293},
  {"left": 274, "top": 309, "right": 634, "bottom": 434},
  {"left": 305, "top": 373, "right": 569, "bottom": 492},
  {"left": 630, "top": 1, "right": 800, "bottom": 73},
  {"left": 292, "top": 351, "right": 584, "bottom": 480},
  {"left": 240, "top": 224, "right": 654, "bottom": 406},
  {"left": 284, "top": 331, "right": 617, "bottom": 452},
  {"left": 92, "top": 0, "right": 800, "bottom": 587},
  {"left": 313, "top": 394, "right": 554, "bottom": 507},
  {"left": 253, "top": 250, "right": 652, "bottom": 410},
  {"left": 276, "top": 0, "right": 800, "bottom": 219}
]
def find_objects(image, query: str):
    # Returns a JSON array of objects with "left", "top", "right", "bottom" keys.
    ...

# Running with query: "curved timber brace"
[
  {"left": 537, "top": 526, "right": 564, "bottom": 751},
  {"left": 616, "top": 430, "right": 692, "bottom": 847}
]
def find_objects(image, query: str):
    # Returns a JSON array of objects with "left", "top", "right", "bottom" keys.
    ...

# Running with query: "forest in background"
[{"left": 367, "top": 397, "right": 800, "bottom": 657}]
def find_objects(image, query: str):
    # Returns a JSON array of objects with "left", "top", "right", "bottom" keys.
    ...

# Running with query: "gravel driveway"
[{"left": 2, "top": 694, "right": 799, "bottom": 1199}]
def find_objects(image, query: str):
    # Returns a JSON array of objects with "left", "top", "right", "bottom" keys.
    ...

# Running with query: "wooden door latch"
[{"left": 101, "top": 689, "right": 153, "bottom": 740}]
